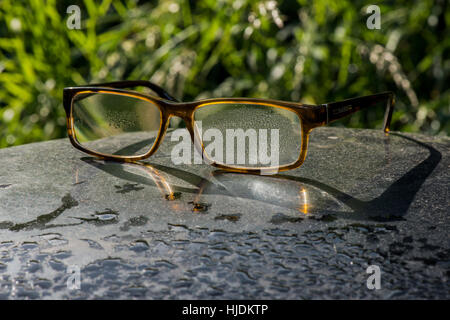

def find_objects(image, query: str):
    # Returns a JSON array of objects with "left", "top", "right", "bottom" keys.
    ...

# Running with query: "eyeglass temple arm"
[
  {"left": 89, "top": 80, "right": 179, "bottom": 102},
  {"left": 322, "top": 92, "right": 395, "bottom": 133}
]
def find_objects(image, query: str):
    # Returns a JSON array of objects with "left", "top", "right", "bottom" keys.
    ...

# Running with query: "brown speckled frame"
[{"left": 63, "top": 80, "right": 395, "bottom": 174}]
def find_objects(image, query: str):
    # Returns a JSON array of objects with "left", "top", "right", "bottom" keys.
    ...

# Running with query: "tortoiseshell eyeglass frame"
[{"left": 63, "top": 80, "right": 395, "bottom": 174}]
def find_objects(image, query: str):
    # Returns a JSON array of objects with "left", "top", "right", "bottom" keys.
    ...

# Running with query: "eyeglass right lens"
[{"left": 72, "top": 92, "right": 161, "bottom": 157}]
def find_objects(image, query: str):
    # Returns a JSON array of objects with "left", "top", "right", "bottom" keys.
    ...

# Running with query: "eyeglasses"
[{"left": 63, "top": 80, "right": 395, "bottom": 174}]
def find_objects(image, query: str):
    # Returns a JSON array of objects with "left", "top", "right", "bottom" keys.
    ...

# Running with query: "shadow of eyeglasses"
[{"left": 80, "top": 132, "right": 441, "bottom": 222}]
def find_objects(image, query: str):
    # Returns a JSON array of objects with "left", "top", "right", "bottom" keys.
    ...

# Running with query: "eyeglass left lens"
[
  {"left": 194, "top": 102, "right": 302, "bottom": 169},
  {"left": 72, "top": 92, "right": 161, "bottom": 157}
]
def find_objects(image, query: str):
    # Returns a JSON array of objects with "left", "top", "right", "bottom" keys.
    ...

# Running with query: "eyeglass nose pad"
[
  {"left": 186, "top": 118, "right": 210, "bottom": 165},
  {"left": 164, "top": 115, "right": 207, "bottom": 164}
]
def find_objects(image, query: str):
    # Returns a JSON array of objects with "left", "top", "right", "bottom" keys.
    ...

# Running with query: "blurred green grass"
[{"left": 0, "top": 0, "right": 448, "bottom": 148}]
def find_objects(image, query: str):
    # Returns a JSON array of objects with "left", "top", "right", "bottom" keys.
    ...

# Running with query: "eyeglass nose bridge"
[
  {"left": 159, "top": 101, "right": 199, "bottom": 142},
  {"left": 160, "top": 103, "right": 207, "bottom": 166},
  {"left": 161, "top": 101, "right": 195, "bottom": 119}
]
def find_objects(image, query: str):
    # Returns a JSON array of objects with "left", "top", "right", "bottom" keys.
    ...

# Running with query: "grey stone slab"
[{"left": 0, "top": 127, "right": 448, "bottom": 299}]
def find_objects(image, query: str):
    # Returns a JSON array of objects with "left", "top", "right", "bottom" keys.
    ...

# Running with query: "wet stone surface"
[{"left": 0, "top": 127, "right": 449, "bottom": 299}]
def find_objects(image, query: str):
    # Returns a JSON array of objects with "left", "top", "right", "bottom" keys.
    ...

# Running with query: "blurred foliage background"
[{"left": 0, "top": 0, "right": 448, "bottom": 148}]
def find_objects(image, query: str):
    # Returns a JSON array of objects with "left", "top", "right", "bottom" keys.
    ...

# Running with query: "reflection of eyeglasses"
[{"left": 63, "top": 80, "right": 395, "bottom": 174}]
